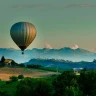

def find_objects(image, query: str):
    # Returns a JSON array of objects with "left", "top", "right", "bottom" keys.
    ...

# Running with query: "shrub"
[
  {"left": 6, "top": 81, "right": 11, "bottom": 84},
  {"left": 9, "top": 76, "right": 18, "bottom": 82},
  {"left": 18, "top": 64, "right": 25, "bottom": 67},
  {"left": 18, "top": 75, "right": 24, "bottom": 79}
]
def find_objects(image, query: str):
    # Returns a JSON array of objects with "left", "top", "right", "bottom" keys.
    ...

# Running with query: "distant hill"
[
  {"left": 25, "top": 58, "right": 96, "bottom": 70},
  {"left": 0, "top": 47, "right": 96, "bottom": 63}
]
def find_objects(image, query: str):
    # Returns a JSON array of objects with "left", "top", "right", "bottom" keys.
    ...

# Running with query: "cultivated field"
[{"left": 0, "top": 67, "right": 59, "bottom": 80}]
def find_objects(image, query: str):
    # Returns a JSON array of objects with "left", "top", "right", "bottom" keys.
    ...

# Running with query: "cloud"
[
  {"left": 45, "top": 43, "right": 52, "bottom": 49},
  {"left": 65, "top": 4, "right": 95, "bottom": 8},
  {"left": 12, "top": 4, "right": 45, "bottom": 9},
  {"left": 55, "top": 4, "right": 96, "bottom": 9},
  {"left": 12, "top": 3, "right": 95, "bottom": 9},
  {"left": 71, "top": 45, "right": 79, "bottom": 50}
]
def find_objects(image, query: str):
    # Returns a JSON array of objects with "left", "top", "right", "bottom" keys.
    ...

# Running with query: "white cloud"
[
  {"left": 65, "top": 4, "right": 95, "bottom": 8},
  {"left": 45, "top": 43, "right": 52, "bottom": 49},
  {"left": 71, "top": 44, "right": 79, "bottom": 50}
]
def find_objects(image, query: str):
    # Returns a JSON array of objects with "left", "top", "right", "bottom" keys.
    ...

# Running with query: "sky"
[{"left": 0, "top": 0, "right": 96, "bottom": 51}]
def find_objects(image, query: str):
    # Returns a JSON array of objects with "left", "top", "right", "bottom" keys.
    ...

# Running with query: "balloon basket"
[{"left": 22, "top": 51, "right": 24, "bottom": 54}]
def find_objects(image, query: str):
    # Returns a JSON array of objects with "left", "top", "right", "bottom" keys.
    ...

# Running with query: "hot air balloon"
[{"left": 10, "top": 22, "right": 36, "bottom": 54}]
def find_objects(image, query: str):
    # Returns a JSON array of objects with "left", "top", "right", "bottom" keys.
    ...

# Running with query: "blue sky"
[{"left": 0, "top": 0, "right": 96, "bottom": 51}]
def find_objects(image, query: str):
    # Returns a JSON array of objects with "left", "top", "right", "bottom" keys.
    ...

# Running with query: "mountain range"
[{"left": 0, "top": 47, "right": 96, "bottom": 63}]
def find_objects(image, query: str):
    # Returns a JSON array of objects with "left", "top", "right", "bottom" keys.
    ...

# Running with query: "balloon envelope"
[{"left": 10, "top": 22, "right": 36, "bottom": 51}]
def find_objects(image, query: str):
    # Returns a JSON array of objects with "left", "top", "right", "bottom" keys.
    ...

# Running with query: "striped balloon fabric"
[{"left": 10, "top": 22, "right": 36, "bottom": 54}]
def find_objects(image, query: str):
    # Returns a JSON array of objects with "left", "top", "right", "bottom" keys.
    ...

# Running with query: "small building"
[
  {"left": 4, "top": 59, "right": 13, "bottom": 65},
  {"left": 73, "top": 68, "right": 83, "bottom": 75}
]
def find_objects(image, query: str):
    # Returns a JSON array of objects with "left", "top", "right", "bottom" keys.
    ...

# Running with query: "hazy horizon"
[{"left": 0, "top": 46, "right": 95, "bottom": 53}]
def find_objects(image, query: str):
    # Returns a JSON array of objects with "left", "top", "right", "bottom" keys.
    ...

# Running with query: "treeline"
[
  {"left": 0, "top": 69, "right": 96, "bottom": 96},
  {"left": 15, "top": 70, "right": 96, "bottom": 96},
  {"left": 27, "top": 64, "right": 42, "bottom": 68},
  {"left": 0, "top": 70, "right": 95, "bottom": 96}
]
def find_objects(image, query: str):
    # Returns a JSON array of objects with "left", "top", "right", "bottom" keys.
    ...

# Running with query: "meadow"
[{"left": 0, "top": 67, "right": 58, "bottom": 80}]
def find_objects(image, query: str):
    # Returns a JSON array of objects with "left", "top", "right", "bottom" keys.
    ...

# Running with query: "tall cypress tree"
[{"left": 1, "top": 56, "right": 5, "bottom": 63}]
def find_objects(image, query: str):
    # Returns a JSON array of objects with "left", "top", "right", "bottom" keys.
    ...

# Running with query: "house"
[
  {"left": 73, "top": 68, "right": 83, "bottom": 75},
  {"left": 4, "top": 59, "right": 13, "bottom": 65}
]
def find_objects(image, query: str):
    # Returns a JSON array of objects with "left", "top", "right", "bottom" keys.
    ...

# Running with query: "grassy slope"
[
  {"left": 0, "top": 67, "right": 59, "bottom": 80},
  {"left": 0, "top": 67, "right": 60, "bottom": 96}
]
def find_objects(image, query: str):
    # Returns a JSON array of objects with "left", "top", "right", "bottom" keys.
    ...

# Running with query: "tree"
[
  {"left": 18, "top": 75, "right": 24, "bottom": 79},
  {"left": 11, "top": 60, "right": 18, "bottom": 66},
  {"left": 15, "top": 78, "right": 53, "bottom": 96},
  {"left": 35, "top": 79, "right": 53, "bottom": 96},
  {"left": 78, "top": 70, "right": 96, "bottom": 96},
  {"left": 15, "top": 77, "right": 37, "bottom": 96},
  {"left": 18, "top": 63, "right": 25, "bottom": 67},
  {"left": 9, "top": 76, "right": 18, "bottom": 82},
  {"left": 64, "top": 86, "right": 82, "bottom": 96},
  {"left": 1, "top": 56, "right": 5, "bottom": 63},
  {"left": 53, "top": 70, "right": 78, "bottom": 96},
  {"left": 93, "top": 59, "right": 96, "bottom": 63},
  {"left": 82, "top": 67, "right": 87, "bottom": 71}
]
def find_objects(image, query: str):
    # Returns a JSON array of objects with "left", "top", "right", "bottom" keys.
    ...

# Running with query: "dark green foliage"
[
  {"left": 39, "top": 67, "right": 63, "bottom": 72},
  {"left": 82, "top": 67, "right": 87, "bottom": 71},
  {"left": 64, "top": 86, "right": 82, "bottom": 96},
  {"left": 78, "top": 70, "right": 96, "bottom": 96},
  {"left": 26, "top": 64, "right": 63, "bottom": 72},
  {"left": 27, "top": 64, "right": 42, "bottom": 69},
  {"left": 0, "top": 81, "right": 19, "bottom": 96},
  {"left": 18, "top": 75, "right": 24, "bottom": 79},
  {"left": 53, "top": 70, "right": 82, "bottom": 96},
  {"left": 1, "top": 56, "right": 5, "bottom": 63},
  {"left": 11, "top": 60, "right": 18, "bottom": 66},
  {"left": 0, "top": 62, "right": 5, "bottom": 67},
  {"left": 15, "top": 77, "right": 37, "bottom": 96},
  {"left": 0, "top": 69, "right": 96, "bottom": 96},
  {"left": 35, "top": 79, "right": 53, "bottom": 96},
  {"left": 0, "top": 56, "right": 6, "bottom": 67},
  {"left": 9, "top": 76, "right": 18, "bottom": 82},
  {"left": 18, "top": 63, "right": 25, "bottom": 67},
  {"left": 15, "top": 77, "right": 53, "bottom": 96},
  {"left": 6, "top": 81, "right": 11, "bottom": 85},
  {"left": 0, "top": 91, "right": 12, "bottom": 96}
]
